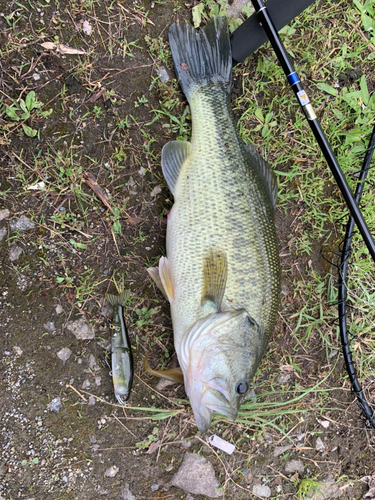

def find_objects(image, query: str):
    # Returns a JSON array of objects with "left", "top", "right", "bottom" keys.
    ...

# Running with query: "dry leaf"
[
  {"left": 82, "top": 20, "right": 92, "bottom": 35},
  {"left": 145, "top": 440, "right": 161, "bottom": 454},
  {"left": 82, "top": 172, "right": 114, "bottom": 214},
  {"left": 40, "top": 42, "right": 86, "bottom": 55}
]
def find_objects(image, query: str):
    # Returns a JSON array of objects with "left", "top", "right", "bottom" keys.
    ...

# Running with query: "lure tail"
[
  {"left": 168, "top": 16, "right": 232, "bottom": 101},
  {"left": 106, "top": 289, "right": 130, "bottom": 307}
]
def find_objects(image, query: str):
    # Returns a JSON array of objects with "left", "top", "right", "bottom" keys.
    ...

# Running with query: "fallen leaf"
[
  {"left": 40, "top": 42, "right": 86, "bottom": 55},
  {"left": 82, "top": 172, "right": 114, "bottom": 214},
  {"left": 82, "top": 20, "right": 92, "bottom": 35},
  {"left": 145, "top": 440, "right": 161, "bottom": 454}
]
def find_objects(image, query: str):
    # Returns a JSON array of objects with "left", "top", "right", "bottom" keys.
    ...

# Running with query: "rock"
[
  {"left": 151, "top": 484, "right": 159, "bottom": 492},
  {"left": 122, "top": 483, "right": 136, "bottom": 500},
  {"left": 273, "top": 444, "right": 293, "bottom": 457},
  {"left": 55, "top": 304, "right": 64, "bottom": 315},
  {"left": 88, "top": 354, "right": 100, "bottom": 371},
  {"left": 82, "top": 379, "right": 91, "bottom": 389},
  {"left": 13, "top": 346, "right": 23, "bottom": 357},
  {"left": 171, "top": 452, "right": 222, "bottom": 498},
  {"left": 49, "top": 397, "right": 62, "bottom": 413},
  {"left": 277, "top": 373, "right": 291, "bottom": 384},
  {"left": 66, "top": 317, "right": 95, "bottom": 340},
  {"left": 252, "top": 483, "right": 271, "bottom": 498},
  {"left": 150, "top": 185, "right": 162, "bottom": 197},
  {"left": 57, "top": 347, "right": 72, "bottom": 363},
  {"left": 105, "top": 465, "right": 119, "bottom": 477},
  {"left": 0, "top": 227, "right": 6, "bottom": 241},
  {"left": 156, "top": 66, "right": 169, "bottom": 82},
  {"left": 0, "top": 209, "right": 10, "bottom": 221},
  {"left": 9, "top": 215, "right": 35, "bottom": 231},
  {"left": 44, "top": 322, "right": 56, "bottom": 332},
  {"left": 88, "top": 395, "right": 96, "bottom": 405},
  {"left": 306, "top": 476, "right": 341, "bottom": 499},
  {"left": 285, "top": 460, "right": 304, "bottom": 474},
  {"left": 315, "top": 437, "right": 326, "bottom": 452},
  {"left": 9, "top": 244, "right": 23, "bottom": 261}
]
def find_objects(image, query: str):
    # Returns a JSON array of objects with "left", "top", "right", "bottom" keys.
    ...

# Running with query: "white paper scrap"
[{"left": 208, "top": 434, "right": 235, "bottom": 455}]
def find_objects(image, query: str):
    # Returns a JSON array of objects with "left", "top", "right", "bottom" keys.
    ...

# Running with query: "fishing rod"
[{"left": 242, "top": 0, "right": 375, "bottom": 265}]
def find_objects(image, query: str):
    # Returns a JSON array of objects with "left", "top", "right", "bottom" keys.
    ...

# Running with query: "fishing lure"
[{"left": 106, "top": 290, "right": 133, "bottom": 404}]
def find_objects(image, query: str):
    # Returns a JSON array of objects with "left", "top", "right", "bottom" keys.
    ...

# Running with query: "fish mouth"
[{"left": 191, "top": 387, "right": 239, "bottom": 433}]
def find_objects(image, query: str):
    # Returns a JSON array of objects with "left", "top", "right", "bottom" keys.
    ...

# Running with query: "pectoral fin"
[
  {"left": 143, "top": 352, "right": 184, "bottom": 384},
  {"left": 147, "top": 257, "right": 174, "bottom": 302},
  {"left": 201, "top": 248, "right": 227, "bottom": 312}
]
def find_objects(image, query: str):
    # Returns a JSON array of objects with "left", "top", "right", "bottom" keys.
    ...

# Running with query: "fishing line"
[{"left": 338, "top": 124, "right": 375, "bottom": 428}]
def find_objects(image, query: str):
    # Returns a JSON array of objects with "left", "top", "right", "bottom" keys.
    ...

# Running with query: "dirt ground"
[{"left": 1, "top": 0, "right": 375, "bottom": 499}]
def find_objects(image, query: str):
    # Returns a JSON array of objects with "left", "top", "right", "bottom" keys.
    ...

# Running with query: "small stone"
[
  {"left": 150, "top": 185, "right": 162, "bottom": 197},
  {"left": 88, "top": 395, "right": 96, "bottom": 405},
  {"left": 9, "top": 245, "right": 23, "bottom": 261},
  {"left": 55, "top": 304, "right": 64, "bottom": 315},
  {"left": 49, "top": 397, "right": 62, "bottom": 413},
  {"left": 273, "top": 444, "right": 293, "bottom": 457},
  {"left": 13, "top": 346, "right": 23, "bottom": 357},
  {"left": 88, "top": 354, "right": 100, "bottom": 371},
  {"left": 151, "top": 484, "right": 159, "bottom": 492},
  {"left": 0, "top": 209, "right": 10, "bottom": 221},
  {"left": 122, "top": 484, "right": 136, "bottom": 500},
  {"left": 181, "top": 440, "right": 192, "bottom": 448},
  {"left": 252, "top": 483, "right": 271, "bottom": 498},
  {"left": 105, "top": 465, "right": 119, "bottom": 477},
  {"left": 156, "top": 66, "right": 169, "bottom": 82},
  {"left": 57, "top": 347, "right": 72, "bottom": 363},
  {"left": 171, "top": 452, "right": 222, "bottom": 498},
  {"left": 9, "top": 215, "right": 35, "bottom": 231},
  {"left": 82, "top": 379, "right": 91, "bottom": 389},
  {"left": 315, "top": 437, "right": 326, "bottom": 452},
  {"left": 285, "top": 460, "right": 304, "bottom": 474},
  {"left": 66, "top": 317, "right": 95, "bottom": 340},
  {"left": 277, "top": 373, "right": 291, "bottom": 384},
  {"left": 0, "top": 228, "right": 6, "bottom": 241},
  {"left": 44, "top": 322, "right": 55, "bottom": 332},
  {"left": 95, "top": 376, "right": 101, "bottom": 386}
]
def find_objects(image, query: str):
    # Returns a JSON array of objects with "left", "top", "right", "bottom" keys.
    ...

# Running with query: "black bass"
[
  {"left": 106, "top": 290, "right": 133, "bottom": 404},
  {"left": 148, "top": 17, "right": 280, "bottom": 432}
]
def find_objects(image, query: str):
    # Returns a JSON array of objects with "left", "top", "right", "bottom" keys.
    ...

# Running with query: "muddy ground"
[{"left": 1, "top": 0, "right": 375, "bottom": 499}]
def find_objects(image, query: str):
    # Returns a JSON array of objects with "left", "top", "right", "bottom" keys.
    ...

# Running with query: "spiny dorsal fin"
[
  {"left": 201, "top": 248, "right": 227, "bottom": 312},
  {"left": 161, "top": 140, "right": 191, "bottom": 196},
  {"left": 244, "top": 143, "right": 278, "bottom": 210},
  {"left": 143, "top": 352, "right": 184, "bottom": 384},
  {"left": 106, "top": 289, "right": 130, "bottom": 307},
  {"left": 147, "top": 257, "right": 174, "bottom": 303}
]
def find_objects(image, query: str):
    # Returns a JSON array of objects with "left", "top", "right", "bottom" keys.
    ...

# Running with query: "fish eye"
[{"left": 235, "top": 381, "right": 248, "bottom": 395}]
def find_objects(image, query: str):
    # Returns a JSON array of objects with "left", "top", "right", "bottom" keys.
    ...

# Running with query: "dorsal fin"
[
  {"left": 244, "top": 143, "right": 278, "bottom": 210},
  {"left": 201, "top": 248, "right": 227, "bottom": 312},
  {"left": 161, "top": 140, "right": 191, "bottom": 195}
]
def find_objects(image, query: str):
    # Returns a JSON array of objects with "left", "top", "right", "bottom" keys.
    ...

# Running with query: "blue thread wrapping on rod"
[{"left": 287, "top": 72, "right": 300, "bottom": 86}]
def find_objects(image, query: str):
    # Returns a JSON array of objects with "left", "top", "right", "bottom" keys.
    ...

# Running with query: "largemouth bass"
[
  {"left": 106, "top": 290, "right": 133, "bottom": 404},
  {"left": 148, "top": 17, "right": 280, "bottom": 432}
]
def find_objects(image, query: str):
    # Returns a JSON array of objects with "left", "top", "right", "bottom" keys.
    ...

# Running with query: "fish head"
[{"left": 179, "top": 309, "right": 267, "bottom": 433}]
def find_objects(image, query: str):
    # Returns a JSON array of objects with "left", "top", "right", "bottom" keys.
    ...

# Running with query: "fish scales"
[
  {"left": 148, "top": 17, "right": 280, "bottom": 432},
  {"left": 169, "top": 86, "right": 279, "bottom": 344}
]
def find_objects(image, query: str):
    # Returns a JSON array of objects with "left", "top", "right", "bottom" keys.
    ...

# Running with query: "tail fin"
[
  {"left": 106, "top": 290, "right": 130, "bottom": 307},
  {"left": 168, "top": 16, "right": 232, "bottom": 100}
]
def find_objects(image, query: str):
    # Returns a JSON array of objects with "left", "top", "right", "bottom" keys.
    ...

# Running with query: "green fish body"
[{"left": 148, "top": 17, "right": 280, "bottom": 432}]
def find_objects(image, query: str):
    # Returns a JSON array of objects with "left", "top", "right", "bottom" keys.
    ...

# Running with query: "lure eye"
[{"left": 235, "top": 381, "right": 248, "bottom": 395}]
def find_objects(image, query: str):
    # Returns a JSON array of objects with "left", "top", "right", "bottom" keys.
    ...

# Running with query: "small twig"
[
  {"left": 66, "top": 384, "right": 88, "bottom": 402},
  {"left": 112, "top": 413, "right": 137, "bottom": 438}
]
